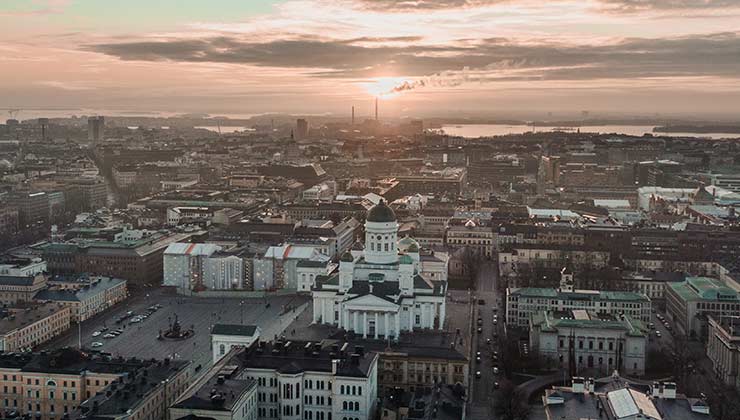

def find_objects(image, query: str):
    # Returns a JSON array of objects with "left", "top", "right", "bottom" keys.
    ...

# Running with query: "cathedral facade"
[{"left": 311, "top": 200, "right": 447, "bottom": 340}]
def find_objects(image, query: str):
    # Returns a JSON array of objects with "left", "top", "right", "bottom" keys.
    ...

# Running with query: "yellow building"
[{"left": 0, "top": 303, "right": 71, "bottom": 352}]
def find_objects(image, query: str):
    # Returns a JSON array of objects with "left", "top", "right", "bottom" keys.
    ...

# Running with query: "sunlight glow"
[{"left": 360, "top": 77, "right": 410, "bottom": 98}]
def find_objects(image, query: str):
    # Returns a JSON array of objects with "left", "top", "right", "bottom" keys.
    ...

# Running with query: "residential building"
[
  {"left": 445, "top": 220, "right": 493, "bottom": 258},
  {"left": 167, "top": 207, "right": 213, "bottom": 226},
  {"left": 312, "top": 200, "right": 447, "bottom": 339},
  {"left": 254, "top": 245, "right": 329, "bottom": 291},
  {"left": 539, "top": 377, "right": 712, "bottom": 420},
  {"left": 0, "top": 274, "right": 47, "bottom": 305},
  {"left": 33, "top": 277, "right": 128, "bottom": 322},
  {"left": 211, "top": 324, "right": 262, "bottom": 364},
  {"left": 0, "top": 303, "right": 71, "bottom": 352},
  {"left": 529, "top": 310, "right": 648, "bottom": 376},
  {"left": 7, "top": 192, "right": 49, "bottom": 226},
  {"left": 240, "top": 339, "right": 379, "bottom": 420},
  {"left": 665, "top": 276, "right": 740, "bottom": 338},
  {"left": 706, "top": 315, "right": 740, "bottom": 391},
  {"left": 170, "top": 352, "right": 258, "bottom": 420}
]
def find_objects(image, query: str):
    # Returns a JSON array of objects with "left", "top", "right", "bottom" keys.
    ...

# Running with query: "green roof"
[
  {"left": 511, "top": 287, "right": 649, "bottom": 302},
  {"left": 667, "top": 276, "right": 739, "bottom": 302},
  {"left": 532, "top": 311, "right": 647, "bottom": 337}
]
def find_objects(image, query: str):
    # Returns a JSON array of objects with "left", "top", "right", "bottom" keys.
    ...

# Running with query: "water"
[
  {"left": 439, "top": 124, "right": 740, "bottom": 139},
  {"left": 194, "top": 126, "right": 254, "bottom": 134}
]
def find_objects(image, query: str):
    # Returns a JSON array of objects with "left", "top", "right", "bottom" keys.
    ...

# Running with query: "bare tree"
[{"left": 492, "top": 379, "right": 530, "bottom": 420}]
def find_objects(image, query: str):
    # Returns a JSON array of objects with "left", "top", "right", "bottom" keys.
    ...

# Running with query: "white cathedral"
[{"left": 311, "top": 200, "right": 448, "bottom": 340}]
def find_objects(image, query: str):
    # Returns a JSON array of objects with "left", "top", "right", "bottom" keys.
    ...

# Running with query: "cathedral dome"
[{"left": 366, "top": 199, "right": 396, "bottom": 223}]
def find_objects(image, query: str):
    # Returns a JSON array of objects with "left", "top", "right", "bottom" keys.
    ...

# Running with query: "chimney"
[
  {"left": 332, "top": 359, "right": 339, "bottom": 374},
  {"left": 572, "top": 377, "right": 585, "bottom": 393},
  {"left": 663, "top": 382, "right": 677, "bottom": 399}
]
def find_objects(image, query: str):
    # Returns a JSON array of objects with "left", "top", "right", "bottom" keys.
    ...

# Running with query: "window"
[{"left": 219, "top": 344, "right": 226, "bottom": 355}]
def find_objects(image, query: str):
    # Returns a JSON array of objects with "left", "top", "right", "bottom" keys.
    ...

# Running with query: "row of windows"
[
  {"left": 339, "top": 385, "right": 362, "bottom": 396},
  {"left": 342, "top": 401, "right": 361, "bottom": 411}
]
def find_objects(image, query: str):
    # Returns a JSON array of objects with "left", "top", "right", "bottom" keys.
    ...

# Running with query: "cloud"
[
  {"left": 0, "top": 0, "right": 70, "bottom": 17},
  {"left": 348, "top": 0, "right": 740, "bottom": 12},
  {"left": 88, "top": 32, "right": 740, "bottom": 86},
  {"left": 35, "top": 80, "right": 94, "bottom": 91}
]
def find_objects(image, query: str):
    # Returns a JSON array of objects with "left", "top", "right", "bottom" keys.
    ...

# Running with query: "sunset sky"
[{"left": 2, "top": 0, "right": 740, "bottom": 118}]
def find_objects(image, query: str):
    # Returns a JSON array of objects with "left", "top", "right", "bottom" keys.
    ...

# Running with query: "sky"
[{"left": 2, "top": 0, "right": 740, "bottom": 119}]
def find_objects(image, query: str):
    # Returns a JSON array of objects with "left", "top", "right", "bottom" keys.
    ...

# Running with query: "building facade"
[
  {"left": 666, "top": 276, "right": 740, "bottom": 338},
  {"left": 0, "top": 303, "right": 71, "bottom": 352},
  {"left": 312, "top": 201, "right": 447, "bottom": 340}
]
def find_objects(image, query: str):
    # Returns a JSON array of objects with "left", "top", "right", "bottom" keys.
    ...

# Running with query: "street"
[{"left": 468, "top": 261, "right": 502, "bottom": 419}]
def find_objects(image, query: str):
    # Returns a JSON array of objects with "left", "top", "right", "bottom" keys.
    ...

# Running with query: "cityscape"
[{"left": 1, "top": 1, "right": 740, "bottom": 420}]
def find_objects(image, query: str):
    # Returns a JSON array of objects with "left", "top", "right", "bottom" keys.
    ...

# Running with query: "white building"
[
  {"left": 241, "top": 340, "right": 378, "bottom": 420},
  {"left": 312, "top": 200, "right": 447, "bottom": 340},
  {"left": 529, "top": 310, "right": 648, "bottom": 376},
  {"left": 170, "top": 354, "right": 259, "bottom": 420},
  {"left": 204, "top": 252, "right": 246, "bottom": 290},
  {"left": 163, "top": 243, "right": 221, "bottom": 292},
  {"left": 211, "top": 324, "right": 262, "bottom": 363},
  {"left": 506, "top": 269, "right": 651, "bottom": 328},
  {"left": 167, "top": 206, "right": 213, "bottom": 226}
]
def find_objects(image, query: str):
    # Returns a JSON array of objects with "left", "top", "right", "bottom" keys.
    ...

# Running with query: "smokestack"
[
  {"left": 375, "top": 97, "right": 378, "bottom": 121},
  {"left": 352, "top": 106, "right": 355, "bottom": 125}
]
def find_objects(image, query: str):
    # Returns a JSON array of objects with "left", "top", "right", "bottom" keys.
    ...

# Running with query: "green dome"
[
  {"left": 398, "top": 235, "right": 420, "bottom": 253},
  {"left": 340, "top": 251, "right": 354, "bottom": 262},
  {"left": 399, "top": 254, "right": 414, "bottom": 264},
  {"left": 366, "top": 199, "right": 396, "bottom": 223}
]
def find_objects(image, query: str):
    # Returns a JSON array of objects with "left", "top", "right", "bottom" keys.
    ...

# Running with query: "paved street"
[
  {"left": 468, "top": 261, "right": 502, "bottom": 420},
  {"left": 41, "top": 288, "right": 310, "bottom": 375}
]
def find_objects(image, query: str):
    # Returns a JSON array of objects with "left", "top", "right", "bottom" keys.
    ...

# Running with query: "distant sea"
[{"left": 439, "top": 124, "right": 740, "bottom": 139}]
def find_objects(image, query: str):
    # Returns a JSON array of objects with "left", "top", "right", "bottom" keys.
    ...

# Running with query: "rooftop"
[{"left": 0, "top": 303, "right": 68, "bottom": 334}]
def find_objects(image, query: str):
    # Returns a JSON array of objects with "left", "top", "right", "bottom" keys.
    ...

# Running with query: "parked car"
[
  {"left": 92, "top": 331, "right": 101, "bottom": 337},
  {"left": 103, "top": 333, "right": 116, "bottom": 339},
  {"left": 475, "top": 371, "right": 481, "bottom": 379},
  {"left": 91, "top": 342, "right": 103, "bottom": 348}
]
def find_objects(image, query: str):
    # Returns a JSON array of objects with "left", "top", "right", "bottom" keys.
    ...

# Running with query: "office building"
[
  {"left": 665, "top": 276, "right": 740, "bottom": 337},
  {"left": 33, "top": 277, "right": 128, "bottom": 322},
  {"left": 87, "top": 116, "right": 105, "bottom": 142}
]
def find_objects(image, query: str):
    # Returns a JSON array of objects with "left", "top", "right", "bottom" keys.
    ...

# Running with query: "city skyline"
[{"left": 2, "top": 0, "right": 740, "bottom": 117}]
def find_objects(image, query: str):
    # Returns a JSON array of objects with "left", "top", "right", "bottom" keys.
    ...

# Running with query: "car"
[
  {"left": 477, "top": 318, "right": 483, "bottom": 326},
  {"left": 129, "top": 316, "right": 142, "bottom": 324},
  {"left": 655, "top": 331, "right": 662, "bottom": 338},
  {"left": 126, "top": 311, "right": 134, "bottom": 316},
  {"left": 477, "top": 327, "right": 482, "bottom": 333},
  {"left": 492, "top": 355, "right": 498, "bottom": 362},
  {"left": 486, "top": 338, "right": 492, "bottom": 344},
  {"left": 476, "top": 356, "right": 481, "bottom": 363},
  {"left": 100, "top": 327, "right": 108, "bottom": 332},
  {"left": 666, "top": 325, "right": 672, "bottom": 331},
  {"left": 493, "top": 319, "right": 498, "bottom": 325},
  {"left": 91, "top": 342, "right": 103, "bottom": 348},
  {"left": 494, "top": 382, "right": 500, "bottom": 389},
  {"left": 103, "top": 333, "right": 116, "bottom": 339},
  {"left": 92, "top": 331, "right": 101, "bottom": 337},
  {"left": 493, "top": 367, "right": 499, "bottom": 375},
  {"left": 475, "top": 371, "right": 481, "bottom": 379},
  {"left": 476, "top": 351, "right": 481, "bottom": 357}
]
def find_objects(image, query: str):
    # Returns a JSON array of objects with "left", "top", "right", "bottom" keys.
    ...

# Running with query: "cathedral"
[{"left": 311, "top": 200, "right": 448, "bottom": 340}]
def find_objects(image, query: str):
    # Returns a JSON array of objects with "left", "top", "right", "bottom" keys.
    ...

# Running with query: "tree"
[{"left": 492, "top": 379, "right": 530, "bottom": 420}]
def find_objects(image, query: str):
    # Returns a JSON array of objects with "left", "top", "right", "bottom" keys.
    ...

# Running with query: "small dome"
[
  {"left": 366, "top": 199, "right": 396, "bottom": 223},
  {"left": 340, "top": 251, "right": 354, "bottom": 262},
  {"left": 398, "top": 235, "right": 420, "bottom": 253},
  {"left": 399, "top": 254, "right": 414, "bottom": 264}
]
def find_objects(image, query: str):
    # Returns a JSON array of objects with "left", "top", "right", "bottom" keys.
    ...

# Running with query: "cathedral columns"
[
  {"left": 353, "top": 310, "right": 358, "bottom": 333},
  {"left": 384, "top": 312, "right": 389, "bottom": 339},
  {"left": 395, "top": 312, "right": 401, "bottom": 339},
  {"left": 374, "top": 312, "right": 379, "bottom": 340},
  {"left": 363, "top": 312, "right": 368, "bottom": 338}
]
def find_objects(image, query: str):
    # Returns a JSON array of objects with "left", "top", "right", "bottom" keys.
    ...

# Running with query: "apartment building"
[
  {"left": 0, "top": 274, "right": 47, "bottom": 305},
  {"left": 33, "top": 277, "right": 128, "bottom": 322},
  {"left": 706, "top": 315, "right": 740, "bottom": 391},
  {"left": 0, "top": 303, "right": 71, "bottom": 352}
]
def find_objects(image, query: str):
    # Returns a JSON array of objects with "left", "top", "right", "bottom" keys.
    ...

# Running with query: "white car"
[
  {"left": 92, "top": 331, "right": 101, "bottom": 337},
  {"left": 129, "top": 316, "right": 142, "bottom": 323},
  {"left": 91, "top": 342, "right": 103, "bottom": 348},
  {"left": 103, "top": 333, "right": 116, "bottom": 339}
]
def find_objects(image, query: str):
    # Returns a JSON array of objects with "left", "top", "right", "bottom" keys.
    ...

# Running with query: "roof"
[
  {"left": 164, "top": 242, "right": 220, "bottom": 256},
  {"left": 607, "top": 388, "right": 661, "bottom": 419},
  {"left": 510, "top": 287, "right": 649, "bottom": 302},
  {"left": 667, "top": 276, "right": 739, "bottom": 302},
  {"left": 366, "top": 199, "right": 397, "bottom": 223},
  {"left": 0, "top": 275, "right": 38, "bottom": 286},
  {"left": 211, "top": 324, "right": 259, "bottom": 337}
]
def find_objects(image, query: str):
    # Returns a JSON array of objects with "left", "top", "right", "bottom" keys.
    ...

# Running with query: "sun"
[{"left": 360, "top": 77, "right": 409, "bottom": 99}]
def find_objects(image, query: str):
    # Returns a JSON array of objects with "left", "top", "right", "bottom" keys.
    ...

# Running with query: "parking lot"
[{"left": 41, "top": 288, "right": 310, "bottom": 373}]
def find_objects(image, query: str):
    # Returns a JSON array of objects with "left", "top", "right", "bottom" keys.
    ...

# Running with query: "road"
[{"left": 468, "top": 261, "right": 502, "bottom": 419}]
